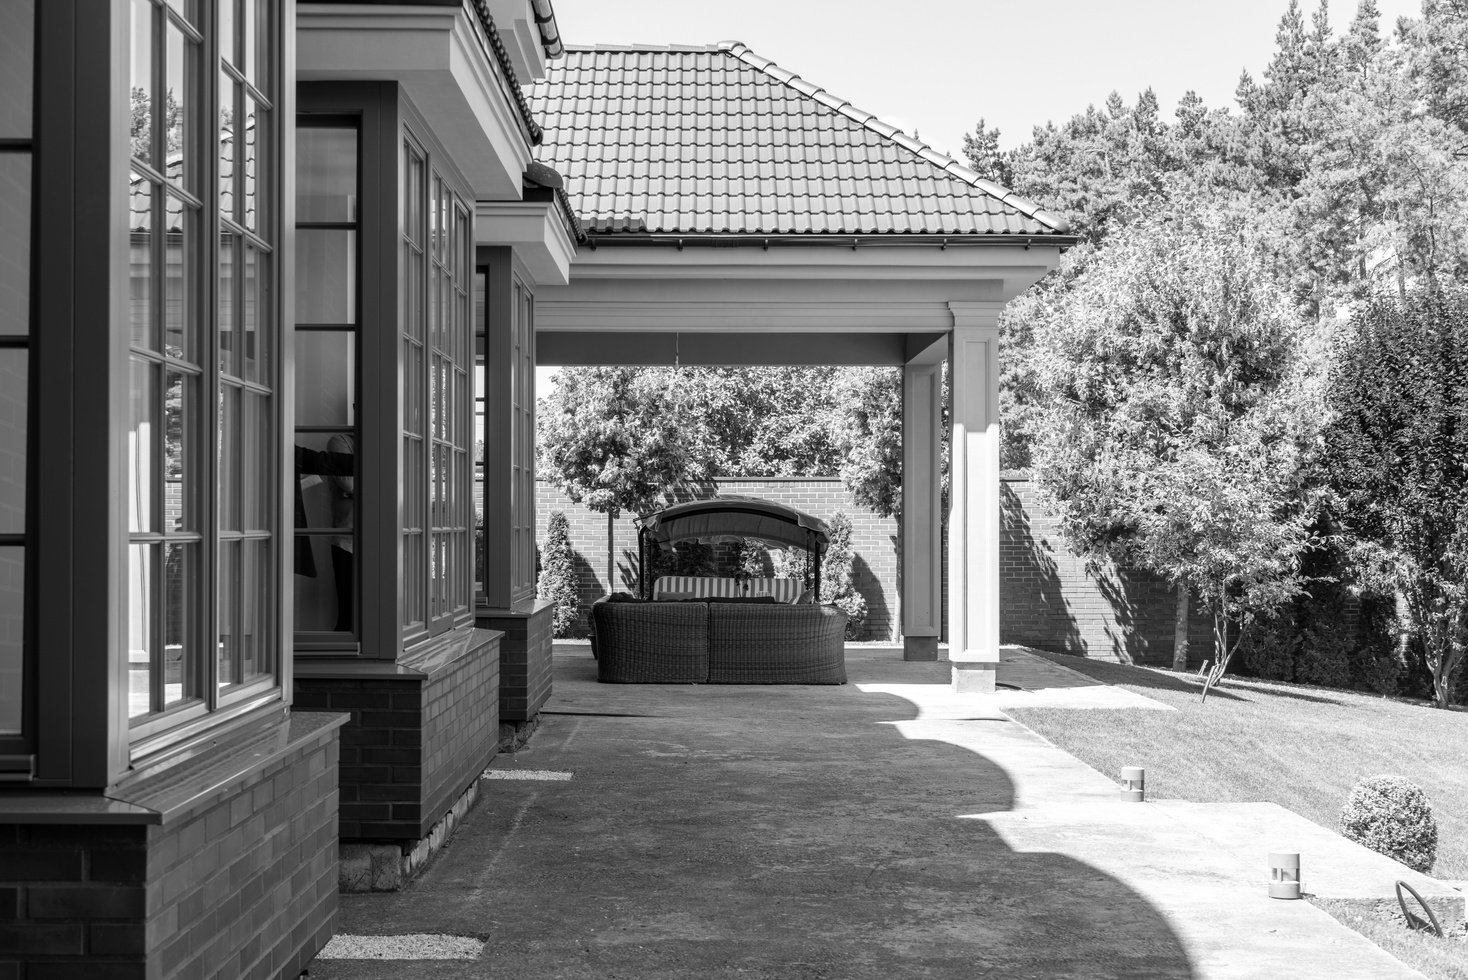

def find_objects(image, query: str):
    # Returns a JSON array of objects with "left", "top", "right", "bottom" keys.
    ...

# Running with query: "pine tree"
[
  {"left": 537, "top": 511, "right": 581, "bottom": 638},
  {"left": 821, "top": 511, "right": 868, "bottom": 640}
]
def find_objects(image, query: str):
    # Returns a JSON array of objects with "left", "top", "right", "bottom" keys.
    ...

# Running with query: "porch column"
[
  {"left": 901, "top": 341, "right": 944, "bottom": 661},
  {"left": 947, "top": 302, "right": 1003, "bottom": 692}
]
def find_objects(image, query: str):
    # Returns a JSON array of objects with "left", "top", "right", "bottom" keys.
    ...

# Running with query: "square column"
[
  {"left": 947, "top": 303, "right": 1004, "bottom": 692},
  {"left": 901, "top": 351, "right": 944, "bottom": 661}
]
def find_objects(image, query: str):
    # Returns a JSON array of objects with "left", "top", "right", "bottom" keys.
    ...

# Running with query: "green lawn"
[{"left": 1006, "top": 650, "right": 1468, "bottom": 879}]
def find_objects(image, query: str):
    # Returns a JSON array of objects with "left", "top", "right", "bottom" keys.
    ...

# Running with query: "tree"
[
  {"left": 1322, "top": 285, "right": 1468, "bottom": 707},
  {"left": 538, "top": 368, "right": 705, "bottom": 592},
  {"left": 537, "top": 511, "right": 581, "bottom": 637},
  {"left": 1029, "top": 191, "right": 1322, "bottom": 679}
]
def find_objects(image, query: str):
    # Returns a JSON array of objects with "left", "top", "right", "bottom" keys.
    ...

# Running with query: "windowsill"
[
  {"left": 475, "top": 596, "right": 553, "bottom": 618},
  {"left": 0, "top": 711, "right": 348, "bottom": 826},
  {"left": 294, "top": 624, "right": 503, "bottom": 680}
]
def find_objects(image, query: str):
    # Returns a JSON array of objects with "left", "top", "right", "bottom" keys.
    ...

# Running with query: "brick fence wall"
[{"left": 537, "top": 473, "right": 1215, "bottom": 663}]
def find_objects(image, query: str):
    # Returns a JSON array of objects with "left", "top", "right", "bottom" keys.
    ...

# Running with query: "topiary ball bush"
[{"left": 1339, "top": 775, "right": 1438, "bottom": 874}]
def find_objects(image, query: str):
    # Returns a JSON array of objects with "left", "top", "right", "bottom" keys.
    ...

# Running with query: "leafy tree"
[
  {"left": 1029, "top": 192, "right": 1322, "bottom": 678},
  {"left": 1322, "top": 285, "right": 1468, "bottom": 707},
  {"left": 537, "top": 511, "right": 581, "bottom": 637},
  {"left": 538, "top": 368, "right": 705, "bottom": 592}
]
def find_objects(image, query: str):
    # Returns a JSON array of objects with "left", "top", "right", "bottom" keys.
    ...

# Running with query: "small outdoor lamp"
[
  {"left": 1120, "top": 767, "right": 1145, "bottom": 802},
  {"left": 1268, "top": 852, "right": 1302, "bottom": 900}
]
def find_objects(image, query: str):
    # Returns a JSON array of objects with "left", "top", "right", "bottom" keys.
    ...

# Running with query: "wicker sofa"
[{"left": 590, "top": 598, "right": 847, "bottom": 685}]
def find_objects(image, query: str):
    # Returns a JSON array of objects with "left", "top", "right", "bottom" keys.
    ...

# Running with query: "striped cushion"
[{"left": 652, "top": 575, "right": 804, "bottom": 603}]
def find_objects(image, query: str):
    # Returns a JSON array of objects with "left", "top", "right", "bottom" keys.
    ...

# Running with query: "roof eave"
[{"left": 581, "top": 232, "right": 1081, "bottom": 251}]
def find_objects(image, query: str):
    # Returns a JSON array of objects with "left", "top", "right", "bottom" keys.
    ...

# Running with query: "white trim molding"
[
  {"left": 476, "top": 200, "right": 576, "bottom": 286},
  {"left": 297, "top": 3, "right": 531, "bottom": 200}
]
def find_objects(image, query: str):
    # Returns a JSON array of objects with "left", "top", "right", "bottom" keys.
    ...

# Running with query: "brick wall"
[
  {"left": 537, "top": 477, "right": 899, "bottom": 640},
  {"left": 295, "top": 627, "right": 501, "bottom": 841},
  {"left": 1000, "top": 475, "right": 1215, "bottom": 665},
  {"left": 0, "top": 712, "right": 342, "bottom": 979},
  {"left": 538, "top": 473, "right": 1227, "bottom": 664},
  {"left": 476, "top": 602, "right": 554, "bottom": 723}
]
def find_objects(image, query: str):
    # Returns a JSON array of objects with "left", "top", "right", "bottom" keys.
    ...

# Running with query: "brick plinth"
[
  {"left": 476, "top": 600, "right": 554, "bottom": 723},
  {"left": 294, "top": 626, "right": 501, "bottom": 841},
  {"left": 0, "top": 711, "right": 345, "bottom": 979}
]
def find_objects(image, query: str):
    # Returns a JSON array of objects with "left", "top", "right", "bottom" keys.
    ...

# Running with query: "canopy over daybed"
[{"left": 635, "top": 496, "right": 831, "bottom": 599}]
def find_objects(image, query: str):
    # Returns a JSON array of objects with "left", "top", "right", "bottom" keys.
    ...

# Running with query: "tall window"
[
  {"left": 0, "top": 0, "right": 35, "bottom": 744},
  {"left": 509, "top": 277, "right": 535, "bottom": 601},
  {"left": 127, "top": 0, "right": 280, "bottom": 744},
  {"left": 293, "top": 119, "right": 360, "bottom": 646},
  {"left": 401, "top": 131, "right": 472, "bottom": 644}
]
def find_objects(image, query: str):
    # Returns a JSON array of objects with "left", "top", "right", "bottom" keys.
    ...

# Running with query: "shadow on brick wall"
[
  {"left": 851, "top": 552, "right": 891, "bottom": 642},
  {"left": 1000, "top": 481, "right": 1087, "bottom": 657}
]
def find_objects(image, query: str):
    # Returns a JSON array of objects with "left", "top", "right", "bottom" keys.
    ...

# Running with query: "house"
[{"left": 0, "top": 2, "right": 1072, "bottom": 975}]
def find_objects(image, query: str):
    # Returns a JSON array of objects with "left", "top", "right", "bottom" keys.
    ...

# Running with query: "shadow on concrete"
[{"left": 318, "top": 652, "right": 1198, "bottom": 979}]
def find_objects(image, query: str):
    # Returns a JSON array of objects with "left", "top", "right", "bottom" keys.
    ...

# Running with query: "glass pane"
[
  {"left": 127, "top": 358, "right": 158, "bottom": 534},
  {"left": 163, "top": 194, "right": 194, "bottom": 360},
  {"left": 295, "top": 331, "right": 355, "bottom": 426},
  {"left": 130, "top": 0, "right": 153, "bottom": 164},
  {"left": 164, "top": 0, "right": 198, "bottom": 25},
  {"left": 220, "top": 0, "right": 235, "bottom": 68},
  {"left": 0, "top": 547, "right": 22, "bottom": 735},
  {"left": 243, "top": 244, "right": 268, "bottom": 384},
  {"left": 243, "top": 97, "right": 261, "bottom": 231},
  {"left": 164, "top": 370, "right": 190, "bottom": 531},
  {"left": 242, "top": 390, "right": 268, "bottom": 532},
  {"left": 163, "top": 20, "right": 193, "bottom": 189},
  {"left": 127, "top": 542, "right": 154, "bottom": 718},
  {"left": 219, "top": 70, "right": 236, "bottom": 216},
  {"left": 129, "top": 175, "right": 154, "bottom": 350},
  {"left": 297, "top": 127, "right": 357, "bottom": 223},
  {"left": 405, "top": 146, "right": 423, "bottom": 246},
  {"left": 218, "top": 230, "right": 235, "bottom": 375},
  {"left": 294, "top": 229, "right": 355, "bottom": 324},
  {"left": 162, "top": 540, "right": 193, "bottom": 707},
  {"left": 0, "top": 350, "right": 26, "bottom": 533},
  {"left": 403, "top": 339, "right": 423, "bottom": 436},
  {"left": 0, "top": 0, "right": 34, "bottom": 139},
  {"left": 0, "top": 154, "right": 29, "bottom": 336},
  {"left": 218, "top": 384, "right": 239, "bottom": 531},
  {"left": 242, "top": 0, "right": 259, "bottom": 84},
  {"left": 241, "top": 539, "right": 271, "bottom": 678},
  {"left": 429, "top": 266, "right": 440, "bottom": 350},
  {"left": 218, "top": 538, "right": 237, "bottom": 686}
]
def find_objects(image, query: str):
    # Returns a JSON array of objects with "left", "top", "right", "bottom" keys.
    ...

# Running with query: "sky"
[{"left": 549, "top": 0, "right": 1426, "bottom": 155}]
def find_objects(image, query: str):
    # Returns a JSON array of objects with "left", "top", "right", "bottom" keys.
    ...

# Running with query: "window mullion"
[{"left": 204, "top": 6, "right": 221, "bottom": 708}]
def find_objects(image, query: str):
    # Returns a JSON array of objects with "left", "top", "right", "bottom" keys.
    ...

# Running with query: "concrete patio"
[{"left": 309, "top": 647, "right": 1449, "bottom": 979}]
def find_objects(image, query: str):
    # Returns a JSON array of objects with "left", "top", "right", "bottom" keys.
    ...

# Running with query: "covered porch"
[{"left": 527, "top": 42, "right": 1075, "bottom": 690}]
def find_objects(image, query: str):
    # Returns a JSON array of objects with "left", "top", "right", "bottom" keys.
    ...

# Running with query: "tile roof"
[{"left": 528, "top": 42, "right": 1071, "bottom": 240}]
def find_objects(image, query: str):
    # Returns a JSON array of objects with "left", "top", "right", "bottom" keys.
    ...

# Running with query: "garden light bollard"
[
  {"left": 1268, "top": 852, "right": 1301, "bottom": 900},
  {"left": 1120, "top": 767, "right": 1145, "bottom": 802}
]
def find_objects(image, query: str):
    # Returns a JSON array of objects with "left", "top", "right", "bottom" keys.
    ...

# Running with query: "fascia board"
[
  {"left": 297, "top": 4, "right": 531, "bottom": 200},
  {"left": 484, "top": 0, "right": 548, "bottom": 83},
  {"left": 565, "top": 242, "right": 1061, "bottom": 288},
  {"left": 476, "top": 200, "right": 575, "bottom": 286},
  {"left": 535, "top": 298, "right": 990, "bottom": 335}
]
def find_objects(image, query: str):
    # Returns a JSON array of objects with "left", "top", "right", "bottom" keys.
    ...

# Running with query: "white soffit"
[
  {"left": 536, "top": 242, "right": 1059, "bottom": 334},
  {"left": 484, "top": 0, "right": 548, "bottom": 84},
  {"left": 297, "top": 3, "right": 531, "bottom": 201},
  {"left": 476, "top": 201, "right": 576, "bottom": 286}
]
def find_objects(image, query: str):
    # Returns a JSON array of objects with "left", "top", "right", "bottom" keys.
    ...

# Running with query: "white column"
[
  {"left": 901, "top": 351, "right": 943, "bottom": 661},
  {"left": 947, "top": 302, "right": 1004, "bottom": 692}
]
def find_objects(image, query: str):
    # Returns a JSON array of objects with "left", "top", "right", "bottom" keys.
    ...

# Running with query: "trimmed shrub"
[
  {"left": 537, "top": 511, "right": 581, "bottom": 638},
  {"left": 1339, "top": 775, "right": 1438, "bottom": 874},
  {"left": 822, "top": 511, "right": 868, "bottom": 640}
]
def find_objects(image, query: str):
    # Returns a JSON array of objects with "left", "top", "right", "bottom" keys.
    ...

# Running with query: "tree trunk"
[
  {"left": 606, "top": 511, "right": 615, "bottom": 595},
  {"left": 1173, "top": 580, "right": 1190, "bottom": 671}
]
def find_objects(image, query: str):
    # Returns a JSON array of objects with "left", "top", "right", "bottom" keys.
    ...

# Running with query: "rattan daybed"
[{"left": 591, "top": 598, "right": 847, "bottom": 685}]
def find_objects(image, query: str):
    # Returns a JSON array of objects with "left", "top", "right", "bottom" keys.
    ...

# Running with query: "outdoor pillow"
[
  {"left": 659, "top": 591, "right": 697, "bottom": 600},
  {"left": 796, "top": 588, "right": 816, "bottom": 604}
]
